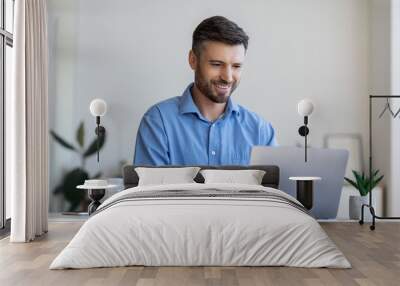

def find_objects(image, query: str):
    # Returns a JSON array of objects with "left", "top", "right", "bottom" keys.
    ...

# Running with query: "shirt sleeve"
[
  {"left": 133, "top": 106, "right": 170, "bottom": 166},
  {"left": 264, "top": 121, "right": 278, "bottom": 146}
]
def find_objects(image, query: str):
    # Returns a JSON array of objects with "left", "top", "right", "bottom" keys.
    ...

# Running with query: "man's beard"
[{"left": 194, "top": 69, "right": 238, "bottom": 104}]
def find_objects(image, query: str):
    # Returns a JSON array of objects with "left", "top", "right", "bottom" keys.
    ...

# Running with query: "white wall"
[{"left": 47, "top": 0, "right": 370, "bottom": 210}]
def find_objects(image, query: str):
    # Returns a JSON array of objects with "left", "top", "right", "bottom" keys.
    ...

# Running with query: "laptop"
[{"left": 250, "top": 146, "right": 348, "bottom": 219}]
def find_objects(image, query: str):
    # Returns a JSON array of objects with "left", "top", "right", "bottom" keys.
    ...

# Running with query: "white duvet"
[{"left": 50, "top": 183, "right": 351, "bottom": 269}]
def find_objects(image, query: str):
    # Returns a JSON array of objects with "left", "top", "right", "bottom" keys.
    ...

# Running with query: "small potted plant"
[{"left": 345, "top": 170, "right": 384, "bottom": 220}]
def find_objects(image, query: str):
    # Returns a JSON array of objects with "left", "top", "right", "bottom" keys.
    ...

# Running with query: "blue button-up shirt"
[{"left": 133, "top": 83, "right": 277, "bottom": 166}]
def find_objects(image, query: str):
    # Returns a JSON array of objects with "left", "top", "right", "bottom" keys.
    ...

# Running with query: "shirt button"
[{"left": 211, "top": 151, "right": 216, "bottom": 155}]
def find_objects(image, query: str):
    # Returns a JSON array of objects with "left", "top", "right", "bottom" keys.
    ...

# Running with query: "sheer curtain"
[{"left": 9, "top": 0, "right": 49, "bottom": 242}]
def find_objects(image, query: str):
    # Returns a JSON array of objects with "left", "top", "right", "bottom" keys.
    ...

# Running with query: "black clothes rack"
[{"left": 360, "top": 95, "right": 400, "bottom": 230}]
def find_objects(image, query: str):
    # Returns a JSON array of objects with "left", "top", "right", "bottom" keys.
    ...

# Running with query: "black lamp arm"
[
  {"left": 94, "top": 116, "right": 106, "bottom": 162},
  {"left": 298, "top": 116, "right": 309, "bottom": 162}
]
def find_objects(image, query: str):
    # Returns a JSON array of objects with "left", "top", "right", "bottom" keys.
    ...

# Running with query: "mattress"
[{"left": 50, "top": 183, "right": 351, "bottom": 269}]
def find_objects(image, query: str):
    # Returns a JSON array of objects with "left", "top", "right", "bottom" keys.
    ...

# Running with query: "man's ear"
[{"left": 188, "top": 50, "right": 197, "bottom": 70}]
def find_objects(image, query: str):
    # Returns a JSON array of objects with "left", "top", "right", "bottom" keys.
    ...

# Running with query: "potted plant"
[
  {"left": 344, "top": 170, "right": 384, "bottom": 220},
  {"left": 50, "top": 121, "right": 106, "bottom": 212}
]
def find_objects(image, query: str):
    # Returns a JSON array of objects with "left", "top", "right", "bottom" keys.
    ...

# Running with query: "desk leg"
[
  {"left": 88, "top": 189, "right": 105, "bottom": 215},
  {"left": 296, "top": 181, "right": 313, "bottom": 210}
]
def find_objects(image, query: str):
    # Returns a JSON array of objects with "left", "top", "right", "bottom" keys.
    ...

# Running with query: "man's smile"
[{"left": 213, "top": 82, "right": 231, "bottom": 94}]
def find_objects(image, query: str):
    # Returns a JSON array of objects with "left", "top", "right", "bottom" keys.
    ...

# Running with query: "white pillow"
[
  {"left": 200, "top": 169, "right": 266, "bottom": 185},
  {"left": 135, "top": 167, "right": 201, "bottom": 186}
]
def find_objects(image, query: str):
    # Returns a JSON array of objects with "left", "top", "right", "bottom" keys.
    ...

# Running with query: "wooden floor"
[{"left": 0, "top": 222, "right": 399, "bottom": 286}]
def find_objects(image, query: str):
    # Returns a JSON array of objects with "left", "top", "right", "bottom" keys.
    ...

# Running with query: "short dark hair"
[{"left": 192, "top": 16, "right": 249, "bottom": 57}]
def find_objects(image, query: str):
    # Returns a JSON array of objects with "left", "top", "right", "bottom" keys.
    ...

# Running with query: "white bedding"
[{"left": 50, "top": 183, "right": 351, "bottom": 269}]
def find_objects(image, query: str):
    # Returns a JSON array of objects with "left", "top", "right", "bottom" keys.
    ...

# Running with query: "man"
[{"left": 134, "top": 16, "right": 277, "bottom": 166}]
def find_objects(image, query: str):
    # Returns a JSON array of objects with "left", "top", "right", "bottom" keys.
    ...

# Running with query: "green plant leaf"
[
  {"left": 370, "top": 174, "right": 384, "bottom": 189},
  {"left": 348, "top": 169, "right": 385, "bottom": 196},
  {"left": 350, "top": 170, "right": 369, "bottom": 196},
  {"left": 83, "top": 135, "right": 106, "bottom": 158},
  {"left": 351, "top": 170, "right": 360, "bottom": 178},
  {"left": 76, "top": 121, "right": 85, "bottom": 149},
  {"left": 59, "top": 168, "right": 88, "bottom": 212},
  {"left": 345, "top": 177, "right": 359, "bottom": 190},
  {"left": 50, "top": 130, "right": 77, "bottom": 151},
  {"left": 359, "top": 187, "right": 369, "bottom": 196},
  {"left": 353, "top": 171, "right": 362, "bottom": 187}
]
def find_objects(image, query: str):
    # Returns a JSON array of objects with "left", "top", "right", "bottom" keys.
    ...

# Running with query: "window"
[{"left": 1, "top": 0, "right": 14, "bottom": 231}]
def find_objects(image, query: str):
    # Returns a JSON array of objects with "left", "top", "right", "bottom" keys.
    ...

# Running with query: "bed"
[{"left": 50, "top": 165, "right": 350, "bottom": 269}]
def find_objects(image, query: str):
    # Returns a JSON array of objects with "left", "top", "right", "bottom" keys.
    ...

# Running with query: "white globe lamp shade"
[
  {"left": 90, "top": 99, "right": 107, "bottom": 117},
  {"left": 297, "top": 99, "right": 314, "bottom": 116}
]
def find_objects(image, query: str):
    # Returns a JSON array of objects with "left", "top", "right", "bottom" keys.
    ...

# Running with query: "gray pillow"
[
  {"left": 135, "top": 167, "right": 201, "bottom": 186},
  {"left": 200, "top": 169, "right": 266, "bottom": 185}
]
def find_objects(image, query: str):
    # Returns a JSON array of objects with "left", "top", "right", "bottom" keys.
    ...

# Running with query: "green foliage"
[
  {"left": 50, "top": 130, "right": 76, "bottom": 151},
  {"left": 83, "top": 134, "right": 106, "bottom": 157},
  {"left": 76, "top": 122, "right": 85, "bottom": 148},
  {"left": 54, "top": 168, "right": 89, "bottom": 211},
  {"left": 344, "top": 170, "right": 384, "bottom": 196},
  {"left": 50, "top": 121, "right": 106, "bottom": 211}
]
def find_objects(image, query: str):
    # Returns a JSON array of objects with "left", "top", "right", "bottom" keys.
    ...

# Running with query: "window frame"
[{"left": 0, "top": 0, "right": 14, "bottom": 231}]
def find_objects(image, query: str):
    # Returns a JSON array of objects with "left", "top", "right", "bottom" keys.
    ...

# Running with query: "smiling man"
[{"left": 134, "top": 16, "right": 277, "bottom": 166}]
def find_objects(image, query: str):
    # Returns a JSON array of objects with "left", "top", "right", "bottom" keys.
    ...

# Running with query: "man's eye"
[
  {"left": 233, "top": 65, "right": 242, "bottom": 69},
  {"left": 211, "top": 63, "right": 221, "bottom": 67}
]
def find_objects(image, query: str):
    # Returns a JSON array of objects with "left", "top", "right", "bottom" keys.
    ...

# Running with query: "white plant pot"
[{"left": 349, "top": 195, "right": 370, "bottom": 221}]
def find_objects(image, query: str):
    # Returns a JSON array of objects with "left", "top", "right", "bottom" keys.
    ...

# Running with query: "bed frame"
[{"left": 122, "top": 165, "right": 280, "bottom": 189}]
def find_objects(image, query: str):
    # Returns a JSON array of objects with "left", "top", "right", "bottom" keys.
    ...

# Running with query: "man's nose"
[{"left": 220, "top": 67, "right": 233, "bottom": 83}]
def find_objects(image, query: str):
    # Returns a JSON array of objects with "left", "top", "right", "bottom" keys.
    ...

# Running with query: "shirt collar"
[
  {"left": 179, "top": 83, "right": 201, "bottom": 115},
  {"left": 179, "top": 83, "right": 240, "bottom": 117}
]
